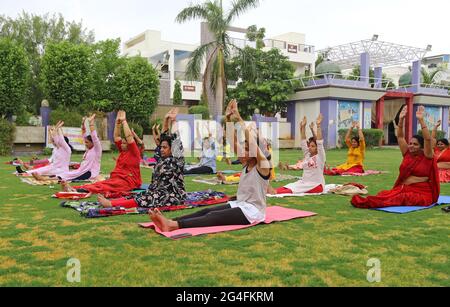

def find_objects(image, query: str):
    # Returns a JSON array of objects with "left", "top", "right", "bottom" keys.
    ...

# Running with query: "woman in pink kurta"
[
  {"left": 58, "top": 115, "right": 103, "bottom": 181},
  {"left": 28, "top": 122, "right": 72, "bottom": 178}
]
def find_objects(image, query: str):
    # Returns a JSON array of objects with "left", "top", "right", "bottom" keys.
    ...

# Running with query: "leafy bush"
[
  {"left": 42, "top": 147, "right": 53, "bottom": 156},
  {"left": 49, "top": 108, "right": 83, "bottom": 127},
  {"left": 189, "top": 105, "right": 210, "bottom": 120},
  {"left": 14, "top": 111, "right": 33, "bottom": 126},
  {"left": 338, "top": 129, "right": 384, "bottom": 148},
  {"left": 0, "top": 119, "right": 16, "bottom": 156}
]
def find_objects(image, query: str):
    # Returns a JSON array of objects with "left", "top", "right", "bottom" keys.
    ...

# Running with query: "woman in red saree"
[
  {"left": 61, "top": 111, "right": 142, "bottom": 198},
  {"left": 351, "top": 105, "right": 439, "bottom": 208},
  {"left": 431, "top": 120, "right": 450, "bottom": 183}
]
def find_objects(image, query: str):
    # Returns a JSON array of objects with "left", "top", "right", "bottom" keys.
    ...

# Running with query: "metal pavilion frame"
[{"left": 318, "top": 39, "right": 429, "bottom": 69}]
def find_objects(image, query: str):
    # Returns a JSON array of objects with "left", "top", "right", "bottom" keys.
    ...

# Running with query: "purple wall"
[
  {"left": 320, "top": 99, "right": 338, "bottom": 148},
  {"left": 360, "top": 52, "right": 370, "bottom": 86},
  {"left": 412, "top": 104, "right": 419, "bottom": 133},
  {"left": 374, "top": 67, "right": 383, "bottom": 89},
  {"left": 412, "top": 60, "right": 421, "bottom": 93},
  {"left": 106, "top": 111, "right": 117, "bottom": 142},
  {"left": 443, "top": 107, "right": 449, "bottom": 137}
]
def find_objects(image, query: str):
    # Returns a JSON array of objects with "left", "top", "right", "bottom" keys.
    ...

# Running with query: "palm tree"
[
  {"left": 421, "top": 67, "right": 444, "bottom": 85},
  {"left": 176, "top": 0, "right": 261, "bottom": 117}
]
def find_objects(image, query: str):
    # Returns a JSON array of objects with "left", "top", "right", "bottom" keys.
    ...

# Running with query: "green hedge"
[
  {"left": 418, "top": 129, "right": 446, "bottom": 140},
  {"left": 189, "top": 105, "right": 210, "bottom": 120},
  {"left": 0, "top": 119, "right": 15, "bottom": 156},
  {"left": 338, "top": 129, "right": 384, "bottom": 148},
  {"left": 49, "top": 108, "right": 83, "bottom": 127}
]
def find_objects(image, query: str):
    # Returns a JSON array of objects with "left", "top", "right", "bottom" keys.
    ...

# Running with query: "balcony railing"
[
  {"left": 286, "top": 73, "right": 450, "bottom": 95},
  {"left": 263, "top": 39, "right": 315, "bottom": 54},
  {"left": 228, "top": 37, "right": 315, "bottom": 54}
]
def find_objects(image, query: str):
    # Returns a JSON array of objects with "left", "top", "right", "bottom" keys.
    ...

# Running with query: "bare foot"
[
  {"left": 216, "top": 172, "right": 226, "bottom": 182},
  {"left": 97, "top": 194, "right": 112, "bottom": 208},
  {"left": 149, "top": 209, "right": 163, "bottom": 229},
  {"left": 60, "top": 180, "right": 75, "bottom": 192},
  {"left": 151, "top": 209, "right": 179, "bottom": 232},
  {"left": 267, "top": 185, "right": 277, "bottom": 195},
  {"left": 225, "top": 158, "right": 232, "bottom": 165},
  {"left": 32, "top": 172, "right": 41, "bottom": 181}
]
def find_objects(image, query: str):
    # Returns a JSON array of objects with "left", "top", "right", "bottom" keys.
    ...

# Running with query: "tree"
[
  {"left": 176, "top": 0, "right": 261, "bottom": 117},
  {"left": 113, "top": 56, "right": 159, "bottom": 126},
  {"left": 173, "top": 80, "right": 183, "bottom": 105},
  {"left": 228, "top": 47, "right": 296, "bottom": 118},
  {"left": 421, "top": 67, "right": 444, "bottom": 85},
  {"left": 246, "top": 25, "right": 266, "bottom": 49},
  {"left": 89, "top": 38, "right": 124, "bottom": 111},
  {"left": 41, "top": 41, "right": 93, "bottom": 109},
  {"left": 0, "top": 38, "right": 30, "bottom": 118},
  {"left": 0, "top": 12, "right": 95, "bottom": 113}
]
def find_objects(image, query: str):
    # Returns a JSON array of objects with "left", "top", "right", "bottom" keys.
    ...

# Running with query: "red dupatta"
[
  {"left": 435, "top": 148, "right": 450, "bottom": 163},
  {"left": 394, "top": 151, "right": 440, "bottom": 203}
]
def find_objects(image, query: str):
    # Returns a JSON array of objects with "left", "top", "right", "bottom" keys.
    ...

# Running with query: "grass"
[{"left": 0, "top": 148, "right": 448, "bottom": 286}]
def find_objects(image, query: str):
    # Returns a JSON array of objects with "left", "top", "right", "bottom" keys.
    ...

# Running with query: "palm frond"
[
  {"left": 226, "top": 0, "right": 260, "bottom": 23},
  {"left": 185, "top": 41, "right": 217, "bottom": 81},
  {"left": 204, "top": 1, "right": 229, "bottom": 39},
  {"left": 175, "top": 4, "right": 209, "bottom": 23}
]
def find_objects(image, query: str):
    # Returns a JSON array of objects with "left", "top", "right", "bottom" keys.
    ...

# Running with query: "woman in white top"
[
  {"left": 149, "top": 99, "right": 272, "bottom": 231},
  {"left": 268, "top": 114, "right": 326, "bottom": 195}
]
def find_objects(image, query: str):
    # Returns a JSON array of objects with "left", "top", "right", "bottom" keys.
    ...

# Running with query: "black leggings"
[
  {"left": 174, "top": 204, "right": 250, "bottom": 229},
  {"left": 72, "top": 171, "right": 91, "bottom": 181},
  {"left": 184, "top": 166, "right": 214, "bottom": 175}
]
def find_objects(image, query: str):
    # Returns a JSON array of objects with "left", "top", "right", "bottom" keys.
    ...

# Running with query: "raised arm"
[
  {"left": 345, "top": 123, "right": 356, "bottom": 147},
  {"left": 316, "top": 114, "right": 323, "bottom": 141},
  {"left": 114, "top": 111, "right": 123, "bottom": 143},
  {"left": 300, "top": 116, "right": 307, "bottom": 140},
  {"left": 397, "top": 106, "right": 409, "bottom": 156},
  {"left": 120, "top": 111, "right": 135, "bottom": 145},
  {"left": 81, "top": 117, "right": 87, "bottom": 138},
  {"left": 416, "top": 106, "right": 433, "bottom": 159},
  {"left": 432, "top": 120, "right": 441, "bottom": 149},
  {"left": 227, "top": 99, "right": 270, "bottom": 176},
  {"left": 87, "top": 114, "right": 101, "bottom": 150},
  {"left": 309, "top": 122, "right": 317, "bottom": 140},
  {"left": 355, "top": 122, "right": 365, "bottom": 151},
  {"left": 131, "top": 128, "right": 144, "bottom": 147}
]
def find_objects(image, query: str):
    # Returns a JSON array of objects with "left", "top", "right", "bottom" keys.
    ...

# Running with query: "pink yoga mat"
[{"left": 138, "top": 206, "right": 317, "bottom": 239}]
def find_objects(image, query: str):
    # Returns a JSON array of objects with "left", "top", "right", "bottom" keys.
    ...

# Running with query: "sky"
[{"left": 1, "top": 0, "right": 449, "bottom": 56}]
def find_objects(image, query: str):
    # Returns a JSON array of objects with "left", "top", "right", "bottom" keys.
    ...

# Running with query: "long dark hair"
[{"left": 64, "top": 136, "right": 74, "bottom": 152}]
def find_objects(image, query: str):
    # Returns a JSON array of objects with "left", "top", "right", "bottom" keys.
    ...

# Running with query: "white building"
[{"left": 122, "top": 26, "right": 316, "bottom": 106}]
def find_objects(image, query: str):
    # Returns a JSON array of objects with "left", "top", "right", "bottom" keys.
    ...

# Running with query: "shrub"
[
  {"left": 0, "top": 119, "right": 16, "bottom": 156},
  {"left": 173, "top": 80, "right": 182, "bottom": 105},
  {"left": 338, "top": 129, "right": 384, "bottom": 148},
  {"left": 14, "top": 111, "right": 33, "bottom": 126},
  {"left": 49, "top": 108, "right": 83, "bottom": 127},
  {"left": 42, "top": 147, "right": 53, "bottom": 156},
  {"left": 189, "top": 105, "right": 210, "bottom": 120}
]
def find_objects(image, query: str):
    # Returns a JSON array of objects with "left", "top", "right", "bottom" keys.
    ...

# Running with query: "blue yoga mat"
[
  {"left": 220, "top": 170, "right": 240, "bottom": 174},
  {"left": 374, "top": 195, "right": 450, "bottom": 213}
]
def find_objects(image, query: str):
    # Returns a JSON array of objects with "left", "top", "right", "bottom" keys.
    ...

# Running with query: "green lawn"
[{"left": 0, "top": 148, "right": 448, "bottom": 286}]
